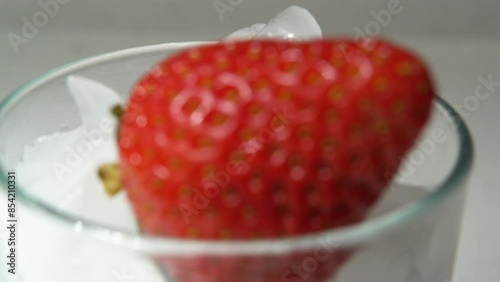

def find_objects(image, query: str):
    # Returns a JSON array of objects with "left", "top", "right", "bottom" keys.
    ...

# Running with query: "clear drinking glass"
[{"left": 0, "top": 42, "right": 473, "bottom": 282}]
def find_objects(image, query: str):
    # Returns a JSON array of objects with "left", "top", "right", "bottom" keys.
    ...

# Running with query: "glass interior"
[{"left": 0, "top": 42, "right": 473, "bottom": 282}]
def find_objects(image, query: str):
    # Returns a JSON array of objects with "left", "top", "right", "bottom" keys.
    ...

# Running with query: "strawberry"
[{"left": 117, "top": 38, "right": 434, "bottom": 281}]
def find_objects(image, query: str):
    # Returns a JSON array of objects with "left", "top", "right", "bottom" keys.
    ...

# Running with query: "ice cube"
[
  {"left": 224, "top": 6, "right": 322, "bottom": 41},
  {"left": 13, "top": 75, "right": 153, "bottom": 281},
  {"left": 224, "top": 23, "right": 266, "bottom": 41},
  {"left": 16, "top": 75, "right": 136, "bottom": 229},
  {"left": 255, "top": 6, "right": 322, "bottom": 40},
  {"left": 66, "top": 75, "right": 123, "bottom": 129},
  {"left": 19, "top": 75, "right": 123, "bottom": 174}
]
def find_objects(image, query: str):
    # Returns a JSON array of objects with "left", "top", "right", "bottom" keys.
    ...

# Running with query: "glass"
[{"left": 0, "top": 42, "right": 473, "bottom": 282}]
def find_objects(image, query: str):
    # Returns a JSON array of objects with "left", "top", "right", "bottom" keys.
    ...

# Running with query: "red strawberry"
[{"left": 118, "top": 38, "right": 434, "bottom": 281}]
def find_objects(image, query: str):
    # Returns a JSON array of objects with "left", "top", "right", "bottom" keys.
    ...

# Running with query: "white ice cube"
[
  {"left": 16, "top": 75, "right": 135, "bottom": 228},
  {"left": 255, "top": 6, "right": 322, "bottom": 40},
  {"left": 66, "top": 75, "right": 123, "bottom": 129},
  {"left": 225, "top": 6, "right": 322, "bottom": 41},
  {"left": 224, "top": 23, "right": 266, "bottom": 40}
]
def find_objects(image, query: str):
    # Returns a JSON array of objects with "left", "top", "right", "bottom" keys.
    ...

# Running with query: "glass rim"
[{"left": 0, "top": 41, "right": 474, "bottom": 256}]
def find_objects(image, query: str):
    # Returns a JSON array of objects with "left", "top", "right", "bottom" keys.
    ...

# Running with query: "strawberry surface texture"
[{"left": 118, "top": 38, "right": 435, "bottom": 282}]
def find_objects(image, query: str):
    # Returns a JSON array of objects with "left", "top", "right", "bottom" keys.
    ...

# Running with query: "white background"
[{"left": 0, "top": 1, "right": 499, "bottom": 281}]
